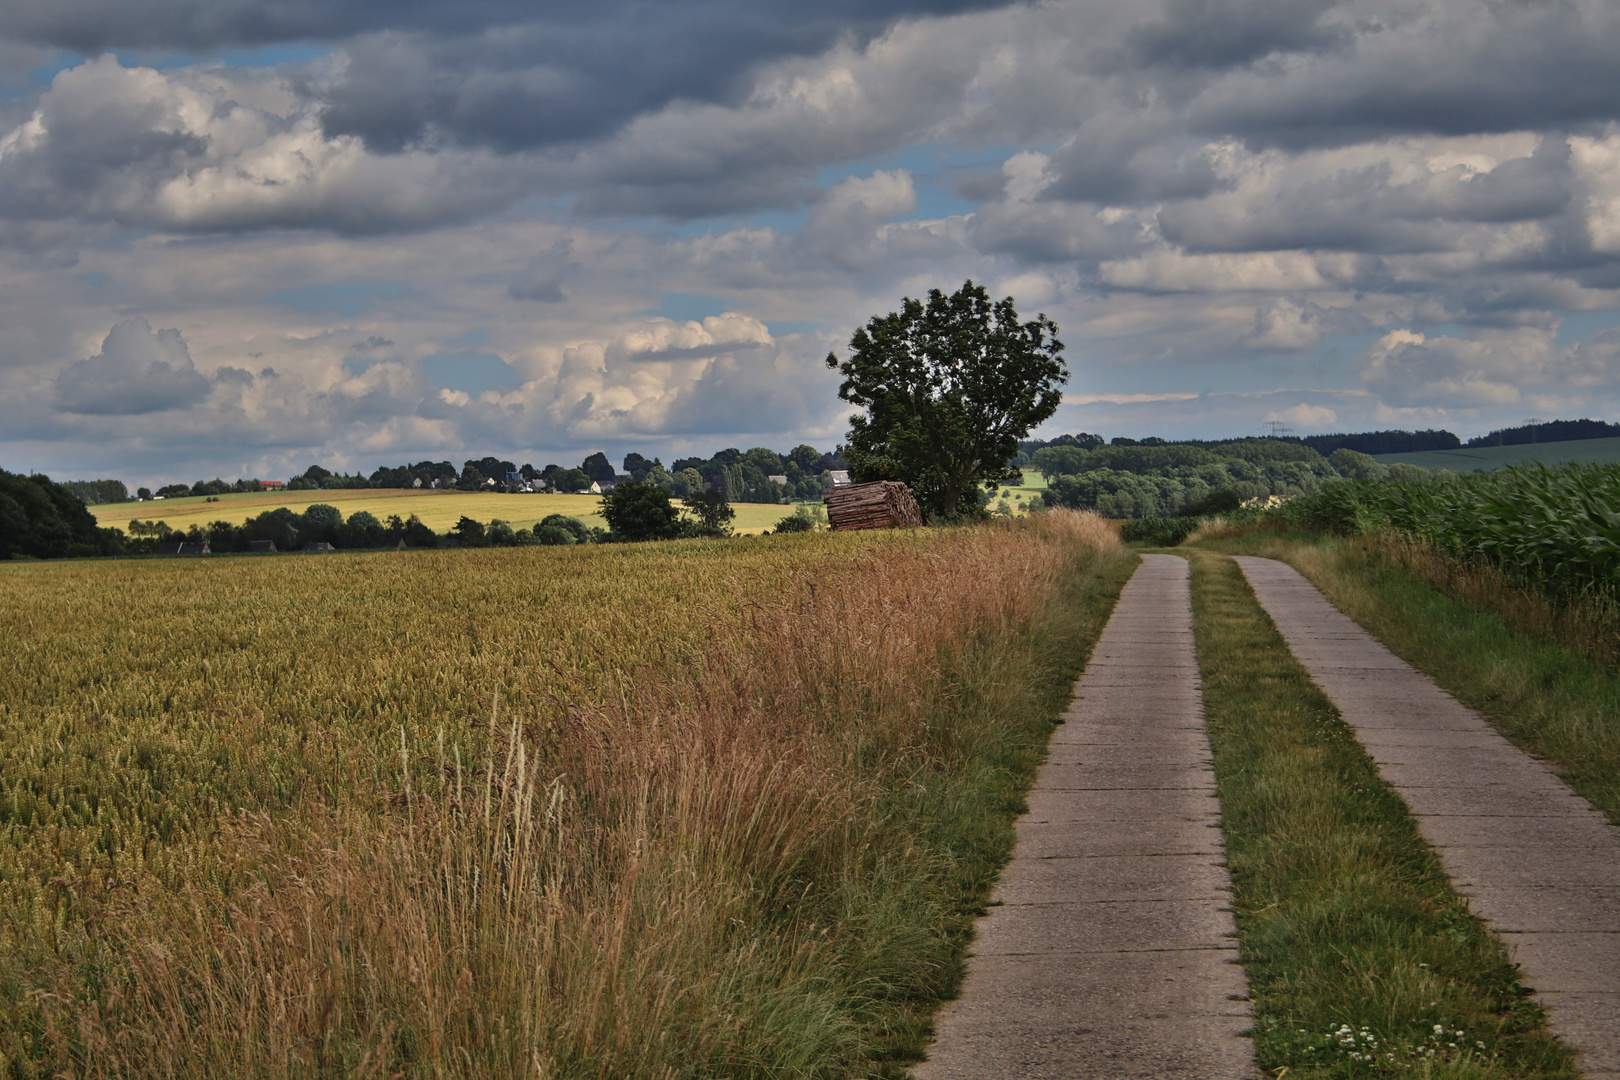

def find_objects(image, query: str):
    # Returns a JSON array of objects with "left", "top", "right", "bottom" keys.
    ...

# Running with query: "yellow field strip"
[{"left": 91, "top": 488, "right": 818, "bottom": 535}]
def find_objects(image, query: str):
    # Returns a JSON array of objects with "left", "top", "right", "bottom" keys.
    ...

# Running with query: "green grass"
[
  {"left": 1188, "top": 550, "right": 1574, "bottom": 1078},
  {"left": 1197, "top": 532, "right": 1620, "bottom": 826},
  {"left": 1371, "top": 436, "right": 1620, "bottom": 472}
]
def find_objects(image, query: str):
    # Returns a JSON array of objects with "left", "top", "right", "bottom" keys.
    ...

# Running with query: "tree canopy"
[
  {"left": 0, "top": 470, "right": 122, "bottom": 559},
  {"left": 826, "top": 280, "right": 1068, "bottom": 519},
  {"left": 601, "top": 480, "right": 684, "bottom": 542}
]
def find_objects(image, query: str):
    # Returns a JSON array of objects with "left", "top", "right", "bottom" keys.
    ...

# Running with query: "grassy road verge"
[
  {"left": 1187, "top": 550, "right": 1574, "bottom": 1078},
  {"left": 1195, "top": 532, "right": 1620, "bottom": 826}
]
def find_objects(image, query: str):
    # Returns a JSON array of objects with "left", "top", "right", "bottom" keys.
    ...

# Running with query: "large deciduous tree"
[{"left": 826, "top": 280, "right": 1068, "bottom": 519}]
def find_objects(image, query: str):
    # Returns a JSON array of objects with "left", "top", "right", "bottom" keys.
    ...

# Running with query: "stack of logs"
[{"left": 823, "top": 480, "right": 925, "bottom": 530}]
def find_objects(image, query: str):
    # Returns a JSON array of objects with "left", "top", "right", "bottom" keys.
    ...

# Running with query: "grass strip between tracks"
[
  {"left": 1195, "top": 531, "right": 1620, "bottom": 827},
  {"left": 1186, "top": 550, "right": 1575, "bottom": 1079}
]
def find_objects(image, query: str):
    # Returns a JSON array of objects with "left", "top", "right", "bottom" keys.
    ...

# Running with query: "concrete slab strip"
[
  {"left": 1235, "top": 556, "right": 1620, "bottom": 1079},
  {"left": 916, "top": 555, "right": 1258, "bottom": 1079}
]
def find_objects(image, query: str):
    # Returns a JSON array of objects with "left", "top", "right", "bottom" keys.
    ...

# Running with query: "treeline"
[
  {"left": 1300, "top": 429, "right": 1461, "bottom": 455},
  {"left": 1, "top": 471, "right": 132, "bottom": 559},
  {"left": 1023, "top": 422, "right": 1620, "bottom": 459},
  {"left": 1037, "top": 440, "right": 1444, "bottom": 519},
  {"left": 1463, "top": 418, "right": 1620, "bottom": 448},
  {"left": 1020, "top": 428, "right": 1463, "bottom": 458},
  {"left": 125, "top": 504, "right": 605, "bottom": 554},
  {"left": 58, "top": 479, "right": 131, "bottom": 505},
  {"left": 136, "top": 446, "right": 848, "bottom": 504}
]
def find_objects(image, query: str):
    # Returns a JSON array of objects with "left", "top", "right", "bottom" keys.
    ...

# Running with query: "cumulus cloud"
[
  {"left": 1356, "top": 326, "right": 1620, "bottom": 409},
  {"left": 1244, "top": 298, "right": 1324, "bottom": 351},
  {"left": 0, "top": 56, "right": 533, "bottom": 235},
  {"left": 507, "top": 240, "right": 574, "bottom": 302},
  {"left": 55, "top": 317, "right": 213, "bottom": 414}
]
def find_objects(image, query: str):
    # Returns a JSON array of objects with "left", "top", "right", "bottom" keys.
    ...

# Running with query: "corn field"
[
  {"left": 1276, "top": 463, "right": 1620, "bottom": 604},
  {"left": 0, "top": 514, "right": 1123, "bottom": 1079}
]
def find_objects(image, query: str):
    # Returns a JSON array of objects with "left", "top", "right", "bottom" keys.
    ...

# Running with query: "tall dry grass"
[{"left": 3, "top": 512, "right": 1121, "bottom": 1079}]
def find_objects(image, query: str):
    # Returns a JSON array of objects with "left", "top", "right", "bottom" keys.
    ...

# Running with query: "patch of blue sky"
[
  {"left": 814, "top": 143, "right": 1033, "bottom": 221},
  {"left": 600, "top": 143, "right": 1029, "bottom": 237},
  {"left": 623, "top": 205, "right": 811, "bottom": 239},
  {"left": 215, "top": 44, "right": 335, "bottom": 67},
  {"left": 1408, "top": 321, "right": 1465, "bottom": 339},
  {"left": 271, "top": 281, "right": 412, "bottom": 317},
  {"left": 441, "top": 329, "right": 490, "bottom": 344},
  {"left": 648, "top": 293, "right": 732, "bottom": 322},
  {"left": 422, "top": 352, "right": 521, "bottom": 395},
  {"left": 1309, "top": 330, "right": 1382, "bottom": 364},
  {"left": 25, "top": 43, "right": 332, "bottom": 86},
  {"left": 1555, "top": 310, "right": 1620, "bottom": 343},
  {"left": 766, "top": 321, "right": 824, "bottom": 337}
]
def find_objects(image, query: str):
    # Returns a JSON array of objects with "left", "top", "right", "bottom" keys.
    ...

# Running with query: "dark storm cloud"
[
  {"left": 0, "top": 0, "right": 997, "bottom": 54},
  {"left": 1128, "top": 0, "right": 1345, "bottom": 70},
  {"left": 3, "top": 0, "right": 1007, "bottom": 154},
  {"left": 1179, "top": 1, "right": 1620, "bottom": 149}
]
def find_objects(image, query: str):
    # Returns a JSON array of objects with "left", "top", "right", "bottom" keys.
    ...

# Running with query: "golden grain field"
[
  {"left": 91, "top": 489, "right": 820, "bottom": 536},
  {"left": 0, "top": 515, "right": 1125, "bottom": 1078}
]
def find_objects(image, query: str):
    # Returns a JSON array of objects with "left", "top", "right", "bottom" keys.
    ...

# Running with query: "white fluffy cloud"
[
  {"left": 55, "top": 318, "right": 215, "bottom": 414},
  {"left": 1358, "top": 326, "right": 1620, "bottom": 409}
]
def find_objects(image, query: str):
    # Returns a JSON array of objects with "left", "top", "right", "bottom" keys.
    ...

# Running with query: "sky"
[{"left": 5, "top": 0, "right": 1620, "bottom": 486}]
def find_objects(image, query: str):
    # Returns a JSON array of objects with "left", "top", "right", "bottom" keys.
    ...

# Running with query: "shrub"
[
  {"left": 774, "top": 509, "right": 816, "bottom": 533},
  {"left": 1121, "top": 516, "right": 1200, "bottom": 546}
]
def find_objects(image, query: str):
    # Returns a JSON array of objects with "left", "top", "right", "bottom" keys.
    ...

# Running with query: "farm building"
[{"left": 156, "top": 541, "right": 211, "bottom": 555}]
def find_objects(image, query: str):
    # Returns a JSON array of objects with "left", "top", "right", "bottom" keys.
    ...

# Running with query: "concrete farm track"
[
  {"left": 916, "top": 554, "right": 1256, "bottom": 1079},
  {"left": 1238, "top": 556, "right": 1620, "bottom": 1079},
  {"left": 915, "top": 553, "right": 1619, "bottom": 1079}
]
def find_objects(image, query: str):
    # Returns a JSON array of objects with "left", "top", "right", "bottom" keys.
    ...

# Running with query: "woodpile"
[{"left": 823, "top": 481, "right": 925, "bottom": 530}]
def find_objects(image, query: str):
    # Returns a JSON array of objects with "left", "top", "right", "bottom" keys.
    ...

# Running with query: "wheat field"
[{"left": 0, "top": 513, "right": 1124, "bottom": 1079}]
